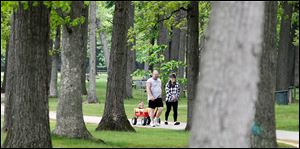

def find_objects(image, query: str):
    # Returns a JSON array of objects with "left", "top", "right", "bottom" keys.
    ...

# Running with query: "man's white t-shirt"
[{"left": 146, "top": 77, "right": 162, "bottom": 100}]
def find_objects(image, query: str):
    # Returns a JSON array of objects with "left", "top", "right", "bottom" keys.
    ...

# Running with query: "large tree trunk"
[
  {"left": 158, "top": 16, "right": 169, "bottom": 61},
  {"left": 2, "top": 15, "right": 15, "bottom": 132},
  {"left": 87, "top": 1, "right": 99, "bottom": 103},
  {"left": 125, "top": 2, "right": 135, "bottom": 99},
  {"left": 185, "top": 1, "right": 199, "bottom": 131},
  {"left": 81, "top": 5, "right": 89, "bottom": 95},
  {"left": 1, "top": 39, "right": 9, "bottom": 93},
  {"left": 251, "top": 1, "right": 277, "bottom": 148},
  {"left": 2, "top": 2, "right": 52, "bottom": 148},
  {"left": 276, "top": 1, "right": 292, "bottom": 91},
  {"left": 49, "top": 26, "right": 61, "bottom": 98},
  {"left": 96, "top": 1, "right": 135, "bottom": 132},
  {"left": 53, "top": 1, "right": 92, "bottom": 139},
  {"left": 189, "top": 1, "right": 265, "bottom": 148}
]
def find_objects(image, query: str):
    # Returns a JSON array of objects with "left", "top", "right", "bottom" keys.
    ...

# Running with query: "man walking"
[{"left": 146, "top": 70, "right": 163, "bottom": 127}]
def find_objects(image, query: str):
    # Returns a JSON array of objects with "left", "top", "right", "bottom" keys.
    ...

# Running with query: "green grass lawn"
[
  {"left": 0, "top": 117, "right": 189, "bottom": 148},
  {"left": 275, "top": 103, "right": 299, "bottom": 131},
  {"left": 0, "top": 117, "right": 294, "bottom": 148}
]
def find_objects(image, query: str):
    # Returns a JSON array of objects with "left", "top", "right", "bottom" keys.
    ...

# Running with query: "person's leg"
[
  {"left": 173, "top": 101, "right": 178, "bottom": 122},
  {"left": 152, "top": 98, "right": 163, "bottom": 126},
  {"left": 148, "top": 100, "right": 155, "bottom": 127},
  {"left": 173, "top": 101, "right": 180, "bottom": 125},
  {"left": 155, "top": 98, "right": 164, "bottom": 118},
  {"left": 165, "top": 102, "right": 171, "bottom": 122}
]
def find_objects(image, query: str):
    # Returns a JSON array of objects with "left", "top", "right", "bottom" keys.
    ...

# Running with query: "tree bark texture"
[
  {"left": 189, "top": 1, "right": 265, "bottom": 148},
  {"left": 96, "top": 1, "right": 135, "bottom": 132},
  {"left": 2, "top": 2, "right": 52, "bottom": 147}
]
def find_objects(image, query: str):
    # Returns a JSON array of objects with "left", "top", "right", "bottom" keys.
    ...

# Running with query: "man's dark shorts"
[{"left": 148, "top": 98, "right": 164, "bottom": 109}]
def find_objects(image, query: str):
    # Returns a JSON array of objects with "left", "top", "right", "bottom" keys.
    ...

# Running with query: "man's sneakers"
[
  {"left": 154, "top": 118, "right": 160, "bottom": 126},
  {"left": 174, "top": 122, "right": 180, "bottom": 125},
  {"left": 150, "top": 121, "right": 155, "bottom": 127},
  {"left": 165, "top": 121, "right": 168, "bottom": 125},
  {"left": 150, "top": 118, "right": 162, "bottom": 127}
]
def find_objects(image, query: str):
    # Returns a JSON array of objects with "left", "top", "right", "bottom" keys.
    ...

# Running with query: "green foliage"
[
  {"left": 97, "top": 1, "right": 114, "bottom": 35},
  {"left": 1, "top": 1, "right": 17, "bottom": 52},
  {"left": 159, "top": 60, "right": 186, "bottom": 85},
  {"left": 199, "top": 1, "right": 211, "bottom": 36},
  {"left": 133, "top": 43, "right": 186, "bottom": 86}
]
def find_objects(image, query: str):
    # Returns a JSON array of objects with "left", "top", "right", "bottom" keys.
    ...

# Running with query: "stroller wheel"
[
  {"left": 141, "top": 118, "right": 147, "bottom": 126},
  {"left": 146, "top": 116, "right": 151, "bottom": 125},
  {"left": 131, "top": 117, "right": 137, "bottom": 125}
]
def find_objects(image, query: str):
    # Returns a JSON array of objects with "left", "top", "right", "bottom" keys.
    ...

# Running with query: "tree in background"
[
  {"left": 49, "top": 26, "right": 61, "bottom": 98},
  {"left": 96, "top": 1, "right": 135, "bottom": 132},
  {"left": 87, "top": 1, "right": 99, "bottom": 103},
  {"left": 81, "top": 4, "right": 89, "bottom": 95},
  {"left": 276, "top": 1, "right": 292, "bottom": 91},
  {"left": 125, "top": 2, "right": 135, "bottom": 99},
  {"left": 185, "top": 1, "right": 199, "bottom": 131},
  {"left": 53, "top": 1, "right": 92, "bottom": 139}
]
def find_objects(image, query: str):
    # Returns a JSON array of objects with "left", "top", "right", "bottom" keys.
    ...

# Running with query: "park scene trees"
[{"left": 0, "top": 1, "right": 299, "bottom": 148}]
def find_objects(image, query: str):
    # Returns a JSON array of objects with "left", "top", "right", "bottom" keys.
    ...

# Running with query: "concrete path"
[{"left": 1, "top": 104, "right": 299, "bottom": 147}]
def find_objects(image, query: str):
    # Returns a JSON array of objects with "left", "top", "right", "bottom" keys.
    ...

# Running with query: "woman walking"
[{"left": 165, "top": 73, "right": 180, "bottom": 125}]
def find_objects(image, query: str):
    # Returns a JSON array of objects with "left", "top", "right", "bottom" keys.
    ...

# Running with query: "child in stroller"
[{"left": 131, "top": 101, "right": 161, "bottom": 126}]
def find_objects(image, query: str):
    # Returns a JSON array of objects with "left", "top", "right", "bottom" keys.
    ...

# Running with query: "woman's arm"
[
  {"left": 176, "top": 84, "right": 181, "bottom": 99},
  {"left": 165, "top": 83, "right": 172, "bottom": 100}
]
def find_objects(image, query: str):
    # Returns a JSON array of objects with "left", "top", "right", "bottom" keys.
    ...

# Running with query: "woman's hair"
[
  {"left": 169, "top": 73, "right": 176, "bottom": 79},
  {"left": 168, "top": 73, "right": 177, "bottom": 88}
]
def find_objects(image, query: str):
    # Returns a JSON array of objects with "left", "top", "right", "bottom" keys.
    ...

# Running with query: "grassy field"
[
  {"left": 275, "top": 103, "right": 299, "bottom": 131},
  {"left": 1, "top": 72, "right": 299, "bottom": 131},
  {"left": 0, "top": 117, "right": 189, "bottom": 148},
  {"left": 0, "top": 117, "right": 294, "bottom": 148}
]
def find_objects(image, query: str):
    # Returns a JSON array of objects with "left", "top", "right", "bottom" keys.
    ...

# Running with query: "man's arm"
[{"left": 146, "top": 81, "right": 155, "bottom": 100}]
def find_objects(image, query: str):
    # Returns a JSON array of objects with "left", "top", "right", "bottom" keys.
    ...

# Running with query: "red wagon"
[{"left": 131, "top": 108, "right": 160, "bottom": 126}]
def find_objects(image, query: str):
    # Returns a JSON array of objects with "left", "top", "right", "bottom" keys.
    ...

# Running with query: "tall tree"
[
  {"left": 96, "top": 1, "right": 135, "bottom": 132},
  {"left": 158, "top": 17, "right": 169, "bottom": 61},
  {"left": 251, "top": 1, "right": 278, "bottom": 148},
  {"left": 185, "top": 1, "right": 199, "bottom": 131},
  {"left": 87, "top": 1, "right": 99, "bottom": 103},
  {"left": 125, "top": 2, "right": 135, "bottom": 99},
  {"left": 53, "top": 1, "right": 92, "bottom": 139},
  {"left": 170, "top": 12, "right": 182, "bottom": 61},
  {"left": 189, "top": 1, "right": 265, "bottom": 148},
  {"left": 276, "top": 1, "right": 292, "bottom": 91},
  {"left": 178, "top": 17, "right": 187, "bottom": 78},
  {"left": 49, "top": 26, "right": 61, "bottom": 98},
  {"left": 2, "top": 2, "right": 52, "bottom": 147},
  {"left": 97, "top": 19, "right": 110, "bottom": 69},
  {"left": 81, "top": 5, "right": 89, "bottom": 95}
]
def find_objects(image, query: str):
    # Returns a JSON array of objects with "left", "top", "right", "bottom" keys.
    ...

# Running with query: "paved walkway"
[{"left": 1, "top": 104, "right": 298, "bottom": 147}]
